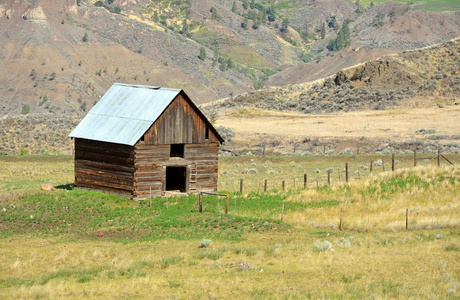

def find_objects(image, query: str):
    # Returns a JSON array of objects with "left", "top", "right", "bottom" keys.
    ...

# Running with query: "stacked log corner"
[{"left": 74, "top": 139, "right": 135, "bottom": 198}]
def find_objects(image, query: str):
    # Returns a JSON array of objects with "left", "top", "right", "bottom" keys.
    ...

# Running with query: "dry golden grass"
[
  {"left": 1, "top": 229, "right": 459, "bottom": 299},
  {"left": 216, "top": 105, "right": 460, "bottom": 151},
  {"left": 1, "top": 157, "right": 459, "bottom": 299},
  {"left": 286, "top": 165, "right": 460, "bottom": 232},
  {"left": 0, "top": 155, "right": 74, "bottom": 197}
]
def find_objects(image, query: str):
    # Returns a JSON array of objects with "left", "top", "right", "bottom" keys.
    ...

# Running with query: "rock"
[
  {"left": 334, "top": 71, "right": 349, "bottom": 86},
  {"left": 41, "top": 183, "right": 54, "bottom": 191},
  {"left": 22, "top": 6, "right": 47, "bottom": 24}
]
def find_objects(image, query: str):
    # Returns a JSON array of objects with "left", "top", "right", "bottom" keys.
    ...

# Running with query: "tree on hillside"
[
  {"left": 327, "top": 15, "right": 337, "bottom": 29},
  {"left": 327, "top": 20, "right": 351, "bottom": 51},
  {"left": 212, "top": 49, "right": 218, "bottom": 67},
  {"left": 281, "top": 17, "right": 289, "bottom": 32},
  {"left": 82, "top": 32, "right": 88, "bottom": 42},
  {"left": 210, "top": 7, "right": 221, "bottom": 21},
  {"left": 180, "top": 19, "right": 189, "bottom": 36},
  {"left": 356, "top": 0, "right": 362, "bottom": 14},
  {"left": 199, "top": 47, "right": 206, "bottom": 60},
  {"left": 320, "top": 22, "right": 326, "bottom": 39},
  {"left": 232, "top": 1, "right": 237, "bottom": 13},
  {"left": 241, "top": 15, "right": 249, "bottom": 29},
  {"left": 267, "top": 5, "right": 276, "bottom": 22},
  {"left": 303, "top": 17, "right": 309, "bottom": 39},
  {"left": 152, "top": 11, "right": 159, "bottom": 22}
]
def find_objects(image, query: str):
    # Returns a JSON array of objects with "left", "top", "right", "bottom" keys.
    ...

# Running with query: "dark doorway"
[{"left": 165, "top": 166, "right": 187, "bottom": 192}]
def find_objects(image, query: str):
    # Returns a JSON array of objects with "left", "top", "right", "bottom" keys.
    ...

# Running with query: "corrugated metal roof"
[{"left": 69, "top": 83, "right": 181, "bottom": 146}]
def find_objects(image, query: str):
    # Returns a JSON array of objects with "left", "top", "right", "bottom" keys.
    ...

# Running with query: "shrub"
[
  {"left": 20, "top": 148, "right": 29, "bottom": 156},
  {"left": 198, "top": 47, "right": 206, "bottom": 60},
  {"left": 21, "top": 104, "right": 30, "bottom": 115},
  {"left": 199, "top": 239, "right": 212, "bottom": 248}
]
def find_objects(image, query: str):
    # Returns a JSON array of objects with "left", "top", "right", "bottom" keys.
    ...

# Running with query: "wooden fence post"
[
  {"left": 327, "top": 170, "right": 331, "bottom": 185},
  {"left": 225, "top": 196, "right": 229, "bottom": 215},
  {"left": 392, "top": 154, "right": 395, "bottom": 172},
  {"left": 282, "top": 180, "right": 285, "bottom": 191},
  {"left": 339, "top": 208, "right": 343, "bottom": 231},
  {"left": 414, "top": 150, "right": 417, "bottom": 167},
  {"left": 370, "top": 160, "right": 373, "bottom": 172},
  {"left": 198, "top": 193, "right": 202, "bottom": 212},
  {"left": 345, "top": 163, "right": 349, "bottom": 183},
  {"left": 304, "top": 174, "right": 307, "bottom": 188},
  {"left": 438, "top": 149, "right": 441, "bottom": 167},
  {"left": 406, "top": 208, "right": 409, "bottom": 230},
  {"left": 240, "top": 179, "right": 244, "bottom": 194},
  {"left": 264, "top": 179, "right": 267, "bottom": 192}
]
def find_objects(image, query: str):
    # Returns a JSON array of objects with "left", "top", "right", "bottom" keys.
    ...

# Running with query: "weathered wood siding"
[
  {"left": 133, "top": 144, "right": 169, "bottom": 199},
  {"left": 185, "top": 143, "right": 219, "bottom": 193},
  {"left": 144, "top": 93, "right": 219, "bottom": 145},
  {"left": 133, "top": 143, "right": 219, "bottom": 199},
  {"left": 74, "top": 139, "right": 134, "bottom": 197}
]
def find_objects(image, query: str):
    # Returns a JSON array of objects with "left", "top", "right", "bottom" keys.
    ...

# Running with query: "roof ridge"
[{"left": 113, "top": 82, "right": 182, "bottom": 92}]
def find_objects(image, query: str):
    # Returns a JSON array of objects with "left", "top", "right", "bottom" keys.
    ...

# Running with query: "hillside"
[
  {"left": 209, "top": 38, "right": 460, "bottom": 154},
  {"left": 1, "top": 0, "right": 460, "bottom": 117},
  {"left": 1, "top": 38, "right": 459, "bottom": 155},
  {"left": 210, "top": 38, "right": 460, "bottom": 114}
]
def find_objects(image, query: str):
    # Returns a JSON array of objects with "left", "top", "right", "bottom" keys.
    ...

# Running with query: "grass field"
[
  {"left": 216, "top": 105, "right": 460, "bottom": 154},
  {"left": 0, "top": 155, "right": 459, "bottom": 299}
]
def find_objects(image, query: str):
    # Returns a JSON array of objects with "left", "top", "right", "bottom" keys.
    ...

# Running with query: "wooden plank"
[
  {"left": 134, "top": 170, "right": 163, "bottom": 177},
  {"left": 135, "top": 144, "right": 169, "bottom": 150},
  {"left": 76, "top": 171, "right": 133, "bottom": 186},
  {"left": 76, "top": 139, "right": 133, "bottom": 156},
  {"left": 76, "top": 160, "right": 135, "bottom": 173},
  {"left": 76, "top": 167, "right": 133, "bottom": 181},
  {"left": 134, "top": 182, "right": 163, "bottom": 189},
  {"left": 76, "top": 150, "right": 134, "bottom": 165},
  {"left": 76, "top": 177, "right": 133, "bottom": 192}
]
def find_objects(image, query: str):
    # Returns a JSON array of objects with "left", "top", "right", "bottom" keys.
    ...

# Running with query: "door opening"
[{"left": 165, "top": 166, "right": 187, "bottom": 192}]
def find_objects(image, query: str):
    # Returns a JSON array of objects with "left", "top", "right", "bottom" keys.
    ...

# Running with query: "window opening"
[{"left": 170, "top": 144, "right": 184, "bottom": 158}]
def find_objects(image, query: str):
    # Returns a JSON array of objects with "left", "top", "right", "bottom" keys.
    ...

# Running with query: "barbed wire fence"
[{"left": 218, "top": 150, "right": 457, "bottom": 194}]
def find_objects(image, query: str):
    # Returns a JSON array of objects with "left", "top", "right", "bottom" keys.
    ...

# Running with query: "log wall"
[
  {"left": 133, "top": 143, "right": 219, "bottom": 200},
  {"left": 74, "top": 139, "right": 134, "bottom": 197},
  {"left": 185, "top": 143, "right": 219, "bottom": 193}
]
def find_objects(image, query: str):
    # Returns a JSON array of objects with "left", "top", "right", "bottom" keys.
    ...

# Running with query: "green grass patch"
[{"left": 0, "top": 189, "right": 293, "bottom": 242}]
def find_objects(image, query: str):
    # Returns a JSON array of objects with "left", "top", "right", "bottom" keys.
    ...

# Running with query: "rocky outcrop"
[
  {"left": 67, "top": 0, "right": 77, "bottom": 14},
  {"left": 22, "top": 6, "right": 47, "bottom": 24}
]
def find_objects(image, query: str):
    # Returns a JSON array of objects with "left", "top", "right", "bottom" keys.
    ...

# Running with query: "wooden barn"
[{"left": 69, "top": 83, "right": 223, "bottom": 200}]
